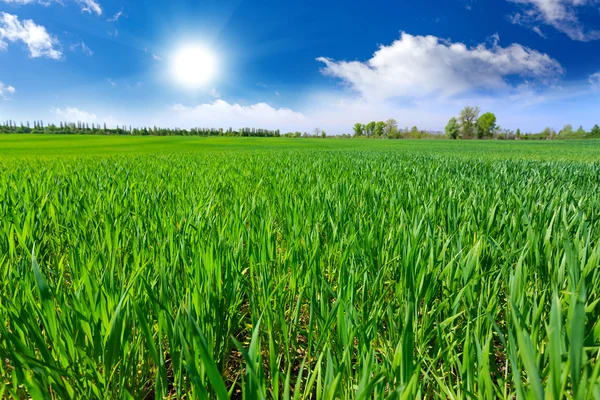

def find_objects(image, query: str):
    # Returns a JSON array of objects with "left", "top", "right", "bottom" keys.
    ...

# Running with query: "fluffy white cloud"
[
  {"left": 508, "top": 0, "right": 600, "bottom": 41},
  {"left": 53, "top": 106, "right": 122, "bottom": 127},
  {"left": 0, "top": 12, "right": 62, "bottom": 59},
  {"left": 317, "top": 32, "right": 562, "bottom": 100},
  {"left": 169, "top": 100, "right": 308, "bottom": 131},
  {"left": 589, "top": 72, "right": 600, "bottom": 90},
  {"left": 0, "top": 81, "right": 16, "bottom": 99},
  {"left": 1, "top": 0, "right": 102, "bottom": 15}
]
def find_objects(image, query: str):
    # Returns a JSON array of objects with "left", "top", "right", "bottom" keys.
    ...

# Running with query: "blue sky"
[{"left": 1, "top": 0, "right": 600, "bottom": 133}]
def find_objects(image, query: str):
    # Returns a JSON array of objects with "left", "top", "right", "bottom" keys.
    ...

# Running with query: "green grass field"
[
  {"left": 1, "top": 134, "right": 600, "bottom": 161},
  {"left": 1, "top": 136, "right": 599, "bottom": 399}
]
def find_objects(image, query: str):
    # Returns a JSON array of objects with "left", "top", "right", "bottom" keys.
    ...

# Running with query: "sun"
[{"left": 170, "top": 44, "right": 217, "bottom": 88}]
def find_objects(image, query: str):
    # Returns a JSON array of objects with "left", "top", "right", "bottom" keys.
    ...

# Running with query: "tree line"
[
  {"left": 0, "top": 120, "right": 282, "bottom": 137},
  {"left": 444, "top": 106, "right": 600, "bottom": 140},
  {"left": 3, "top": 111, "right": 600, "bottom": 139},
  {"left": 352, "top": 106, "right": 600, "bottom": 140},
  {"left": 352, "top": 120, "right": 441, "bottom": 139}
]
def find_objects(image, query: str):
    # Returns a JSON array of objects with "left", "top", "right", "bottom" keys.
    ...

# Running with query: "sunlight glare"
[{"left": 170, "top": 44, "right": 217, "bottom": 88}]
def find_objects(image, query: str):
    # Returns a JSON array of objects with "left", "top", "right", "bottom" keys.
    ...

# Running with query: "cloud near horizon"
[
  {"left": 170, "top": 100, "right": 309, "bottom": 131},
  {"left": 54, "top": 107, "right": 98, "bottom": 122},
  {"left": 53, "top": 107, "right": 121, "bottom": 127}
]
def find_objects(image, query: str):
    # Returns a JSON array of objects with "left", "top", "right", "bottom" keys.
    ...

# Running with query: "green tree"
[
  {"left": 458, "top": 106, "right": 480, "bottom": 138},
  {"left": 353, "top": 123, "right": 364, "bottom": 137},
  {"left": 575, "top": 126, "right": 587, "bottom": 137},
  {"left": 384, "top": 119, "right": 398, "bottom": 138},
  {"left": 409, "top": 126, "right": 420, "bottom": 139},
  {"left": 445, "top": 117, "right": 459, "bottom": 139},
  {"left": 559, "top": 124, "right": 574, "bottom": 137},
  {"left": 366, "top": 121, "right": 377, "bottom": 137},
  {"left": 374, "top": 121, "right": 386, "bottom": 137},
  {"left": 588, "top": 124, "right": 600, "bottom": 138},
  {"left": 541, "top": 127, "right": 556, "bottom": 140},
  {"left": 476, "top": 112, "right": 497, "bottom": 139}
]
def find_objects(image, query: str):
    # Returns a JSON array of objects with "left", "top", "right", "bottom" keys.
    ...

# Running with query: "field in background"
[
  {"left": 1, "top": 134, "right": 600, "bottom": 161},
  {"left": 0, "top": 137, "right": 599, "bottom": 398}
]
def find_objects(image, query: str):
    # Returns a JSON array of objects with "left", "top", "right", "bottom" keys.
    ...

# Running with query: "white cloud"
[
  {"left": 0, "top": 12, "right": 62, "bottom": 59},
  {"left": 169, "top": 100, "right": 308, "bottom": 131},
  {"left": 106, "top": 78, "right": 117, "bottom": 87},
  {"left": 75, "top": 0, "right": 101, "bottom": 15},
  {"left": 152, "top": 53, "right": 162, "bottom": 61},
  {"left": 508, "top": 0, "right": 600, "bottom": 41},
  {"left": 317, "top": 32, "right": 562, "bottom": 101},
  {"left": 54, "top": 106, "right": 98, "bottom": 122},
  {"left": 53, "top": 106, "right": 121, "bottom": 127},
  {"left": 275, "top": 91, "right": 280, "bottom": 96},
  {"left": 208, "top": 88, "right": 220, "bottom": 98},
  {"left": 1, "top": 0, "right": 102, "bottom": 15},
  {"left": 0, "top": 81, "right": 16, "bottom": 99},
  {"left": 589, "top": 72, "right": 600, "bottom": 90},
  {"left": 107, "top": 8, "right": 123, "bottom": 22}
]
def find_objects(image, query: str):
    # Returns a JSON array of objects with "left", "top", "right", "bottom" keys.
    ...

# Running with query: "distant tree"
[
  {"left": 365, "top": 121, "right": 377, "bottom": 137},
  {"left": 559, "top": 124, "right": 574, "bottom": 136},
  {"left": 374, "top": 121, "right": 386, "bottom": 137},
  {"left": 384, "top": 119, "right": 398, "bottom": 138},
  {"left": 445, "top": 117, "right": 459, "bottom": 139},
  {"left": 353, "top": 123, "right": 364, "bottom": 137},
  {"left": 313, "top": 128, "right": 322, "bottom": 137},
  {"left": 321, "top": 130, "right": 326, "bottom": 138},
  {"left": 515, "top": 128, "right": 521, "bottom": 140},
  {"left": 458, "top": 106, "right": 480, "bottom": 138},
  {"left": 575, "top": 126, "right": 587, "bottom": 137},
  {"left": 476, "top": 112, "right": 497, "bottom": 139},
  {"left": 409, "top": 126, "right": 420, "bottom": 139},
  {"left": 589, "top": 124, "right": 600, "bottom": 138},
  {"left": 541, "top": 127, "right": 556, "bottom": 140},
  {"left": 505, "top": 128, "right": 515, "bottom": 140}
]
